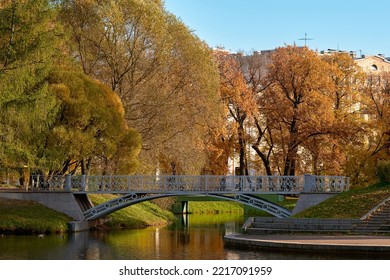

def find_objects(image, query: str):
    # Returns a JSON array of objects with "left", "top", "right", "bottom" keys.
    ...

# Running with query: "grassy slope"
[
  {"left": 294, "top": 183, "right": 390, "bottom": 219},
  {"left": 0, "top": 198, "right": 71, "bottom": 234},
  {"left": 88, "top": 194, "right": 175, "bottom": 228},
  {"left": 187, "top": 201, "right": 244, "bottom": 214},
  {"left": 0, "top": 194, "right": 176, "bottom": 233}
]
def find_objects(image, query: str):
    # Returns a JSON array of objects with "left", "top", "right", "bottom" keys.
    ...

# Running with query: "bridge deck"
[{"left": 29, "top": 174, "right": 350, "bottom": 194}]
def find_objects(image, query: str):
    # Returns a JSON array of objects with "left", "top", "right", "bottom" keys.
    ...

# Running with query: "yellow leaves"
[
  {"left": 62, "top": 0, "right": 223, "bottom": 175},
  {"left": 50, "top": 83, "right": 71, "bottom": 102},
  {"left": 43, "top": 69, "right": 140, "bottom": 174}
]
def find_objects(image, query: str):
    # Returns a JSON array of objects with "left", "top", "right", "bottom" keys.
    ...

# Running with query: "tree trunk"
[
  {"left": 284, "top": 114, "right": 298, "bottom": 176},
  {"left": 283, "top": 149, "right": 297, "bottom": 176},
  {"left": 252, "top": 145, "right": 272, "bottom": 176},
  {"left": 237, "top": 120, "right": 248, "bottom": 175},
  {"left": 81, "top": 158, "right": 92, "bottom": 176}
]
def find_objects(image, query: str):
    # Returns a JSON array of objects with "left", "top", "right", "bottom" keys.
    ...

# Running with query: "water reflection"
[
  {"left": 1, "top": 214, "right": 390, "bottom": 260},
  {"left": 89, "top": 213, "right": 243, "bottom": 260}
]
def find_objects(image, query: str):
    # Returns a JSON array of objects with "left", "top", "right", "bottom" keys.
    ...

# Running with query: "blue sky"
[{"left": 164, "top": 0, "right": 390, "bottom": 56}]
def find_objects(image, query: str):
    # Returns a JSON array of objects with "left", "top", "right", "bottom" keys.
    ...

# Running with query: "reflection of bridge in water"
[{"left": 30, "top": 174, "right": 350, "bottom": 220}]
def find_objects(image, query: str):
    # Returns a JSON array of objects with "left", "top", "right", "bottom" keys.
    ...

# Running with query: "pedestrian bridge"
[{"left": 30, "top": 174, "right": 349, "bottom": 220}]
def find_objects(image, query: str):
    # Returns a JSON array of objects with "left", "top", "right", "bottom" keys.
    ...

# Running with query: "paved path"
[{"left": 224, "top": 234, "right": 390, "bottom": 252}]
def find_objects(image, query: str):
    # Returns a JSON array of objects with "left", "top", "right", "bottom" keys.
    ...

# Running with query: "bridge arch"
[{"left": 82, "top": 192, "right": 292, "bottom": 220}]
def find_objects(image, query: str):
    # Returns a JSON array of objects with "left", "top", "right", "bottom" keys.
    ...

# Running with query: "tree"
[
  {"left": 346, "top": 71, "right": 390, "bottom": 186},
  {"left": 0, "top": 0, "right": 61, "bottom": 183},
  {"left": 260, "top": 45, "right": 336, "bottom": 175},
  {"left": 314, "top": 52, "right": 366, "bottom": 175},
  {"left": 364, "top": 71, "right": 390, "bottom": 157},
  {"left": 322, "top": 52, "right": 365, "bottom": 111},
  {"left": 60, "top": 0, "right": 223, "bottom": 174},
  {"left": 44, "top": 69, "right": 141, "bottom": 175},
  {"left": 234, "top": 51, "right": 273, "bottom": 175},
  {"left": 215, "top": 49, "right": 257, "bottom": 175}
]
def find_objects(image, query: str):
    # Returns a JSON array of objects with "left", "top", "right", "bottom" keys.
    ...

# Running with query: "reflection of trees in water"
[{"left": 3, "top": 222, "right": 390, "bottom": 260}]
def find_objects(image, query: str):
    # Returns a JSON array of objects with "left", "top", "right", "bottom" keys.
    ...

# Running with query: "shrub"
[{"left": 376, "top": 160, "right": 390, "bottom": 183}]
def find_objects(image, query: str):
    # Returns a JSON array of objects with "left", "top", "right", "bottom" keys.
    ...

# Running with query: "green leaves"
[
  {"left": 1, "top": 1, "right": 143, "bottom": 176},
  {"left": 0, "top": 0, "right": 60, "bottom": 171}
]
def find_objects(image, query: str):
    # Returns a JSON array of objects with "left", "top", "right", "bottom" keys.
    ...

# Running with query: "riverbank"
[
  {"left": 88, "top": 194, "right": 175, "bottom": 229},
  {"left": 0, "top": 197, "right": 70, "bottom": 234},
  {"left": 0, "top": 195, "right": 251, "bottom": 234},
  {"left": 0, "top": 197, "right": 177, "bottom": 234}
]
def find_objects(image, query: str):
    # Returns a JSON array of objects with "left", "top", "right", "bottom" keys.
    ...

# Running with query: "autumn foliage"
[
  {"left": 215, "top": 45, "right": 389, "bottom": 185},
  {"left": 0, "top": 1, "right": 389, "bottom": 188}
]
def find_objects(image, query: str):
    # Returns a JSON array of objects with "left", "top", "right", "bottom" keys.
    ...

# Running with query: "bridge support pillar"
[
  {"left": 181, "top": 201, "right": 189, "bottom": 214},
  {"left": 68, "top": 221, "right": 93, "bottom": 232},
  {"left": 81, "top": 175, "right": 86, "bottom": 191},
  {"left": 303, "top": 174, "right": 316, "bottom": 191},
  {"left": 65, "top": 174, "right": 71, "bottom": 192}
]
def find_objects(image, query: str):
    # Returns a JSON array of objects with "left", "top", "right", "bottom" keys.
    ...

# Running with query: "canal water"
[{"left": 0, "top": 214, "right": 388, "bottom": 260}]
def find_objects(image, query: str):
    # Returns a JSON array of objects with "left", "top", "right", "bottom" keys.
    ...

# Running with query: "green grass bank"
[
  {"left": 0, "top": 197, "right": 70, "bottom": 234},
  {"left": 88, "top": 194, "right": 175, "bottom": 229},
  {"left": 294, "top": 183, "right": 390, "bottom": 218}
]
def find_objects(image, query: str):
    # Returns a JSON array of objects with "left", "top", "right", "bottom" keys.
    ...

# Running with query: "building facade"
[{"left": 354, "top": 55, "right": 390, "bottom": 73}]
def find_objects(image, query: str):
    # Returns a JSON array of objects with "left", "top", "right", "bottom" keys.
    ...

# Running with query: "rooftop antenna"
[{"left": 298, "top": 33, "right": 313, "bottom": 47}]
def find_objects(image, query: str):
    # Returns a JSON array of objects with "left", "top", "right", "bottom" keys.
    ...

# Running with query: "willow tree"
[
  {"left": 60, "top": 0, "right": 223, "bottom": 174},
  {"left": 0, "top": 0, "right": 61, "bottom": 181}
]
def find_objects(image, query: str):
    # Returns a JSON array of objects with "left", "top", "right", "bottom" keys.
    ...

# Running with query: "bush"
[{"left": 376, "top": 160, "right": 390, "bottom": 183}]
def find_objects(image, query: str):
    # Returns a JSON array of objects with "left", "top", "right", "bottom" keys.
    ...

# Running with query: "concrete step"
[
  {"left": 369, "top": 218, "right": 390, "bottom": 221},
  {"left": 363, "top": 199, "right": 390, "bottom": 223},
  {"left": 370, "top": 213, "right": 390, "bottom": 217},
  {"left": 355, "top": 226, "right": 382, "bottom": 231},
  {"left": 362, "top": 220, "right": 390, "bottom": 225},
  {"left": 351, "top": 229, "right": 390, "bottom": 235},
  {"left": 251, "top": 223, "right": 355, "bottom": 231},
  {"left": 246, "top": 228, "right": 354, "bottom": 235},
  {"left": 370, "top": 209, "right": 390, "bottom": 213},
  {"left": 253, "top": 217, "right": 358, "bottom": 224},
  {"left": 357, "top": 223, "right": 384, "bottom": 227}
]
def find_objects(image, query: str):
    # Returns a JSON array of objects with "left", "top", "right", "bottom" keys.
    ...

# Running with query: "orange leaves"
[
  {"left": 261, "top": 46, "right": 336, "bottom": 140},
  {"left": 215, "top": 50, "right": 257, "bottom": 118},
  {"left": 195, "top": 46, "right": 387, "bottom": 177},
  {"left": 266, "top": 46, "right": 334, "bottom": 107}
]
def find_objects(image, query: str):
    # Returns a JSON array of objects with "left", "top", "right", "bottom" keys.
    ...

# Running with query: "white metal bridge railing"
[{"left": 28, "top": 174, "right": 350, "bottom": 194}]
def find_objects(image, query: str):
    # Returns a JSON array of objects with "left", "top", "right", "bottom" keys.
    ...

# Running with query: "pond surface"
[{"left": 0, "top": 214, "right": 387, "bottom": 260}]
